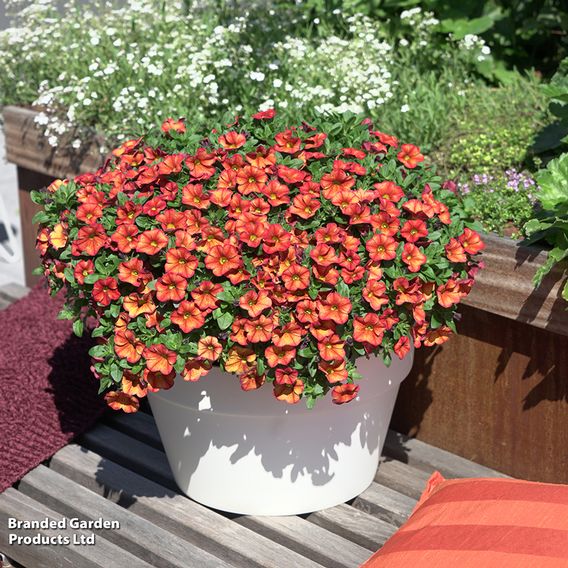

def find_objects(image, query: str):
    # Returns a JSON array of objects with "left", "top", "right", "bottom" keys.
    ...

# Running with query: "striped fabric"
[{"left": 361, "top": 472, "right": 568, "bottom": 567}]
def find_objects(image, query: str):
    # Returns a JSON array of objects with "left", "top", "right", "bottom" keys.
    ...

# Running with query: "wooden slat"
[
  {"left": 308, "top": 504, "right": 396, "bottom": 552},
  {"left": 462, "top": 233, "right": 568, "bottom": 337},
  {"left": 383, "top": 430, "right": 510, "bottom": 479},
  {"left": 353, "top": 482, "right": 416, "bottom": 527},
  {"left": 374, "top": 457, "right": 432, "bottom": 500},
  {"left": 79, "top": 424, "right": 176, "bottom": 491},
  {"left": 104, "top": 410, "right": 163, "bottom": 451},
  {"left": 50, "top": 444, "right": 324, "bottom": 568},
  {"left": 17, "top": 465, "right": 231, "bottom": 568},
  {"left": 236, "top": 515, "right": 371, "bottom": 568},
  {"left": 3, "top": 106, "right": 104, "bottom": 179},
  {"left": 0, "top": 488, "right": 154, "bottom": 568}
]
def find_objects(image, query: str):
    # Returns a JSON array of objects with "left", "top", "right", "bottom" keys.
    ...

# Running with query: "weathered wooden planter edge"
[{"left": 4, "top": 105, "right": 567, "bottom": 337}]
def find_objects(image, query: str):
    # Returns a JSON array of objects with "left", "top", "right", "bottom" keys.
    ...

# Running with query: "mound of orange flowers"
[{"left": 35, "top": 110, "right": 483, "bottom": 411}]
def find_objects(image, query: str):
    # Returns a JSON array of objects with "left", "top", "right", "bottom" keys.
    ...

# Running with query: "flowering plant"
[{"left": 33, "top": 111, "right": 484, "bottom": 412}]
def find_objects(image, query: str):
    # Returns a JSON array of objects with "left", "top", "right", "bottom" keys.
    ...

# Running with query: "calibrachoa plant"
[{"left": 34, "top": 111, "right": 484, "bottom": 412}]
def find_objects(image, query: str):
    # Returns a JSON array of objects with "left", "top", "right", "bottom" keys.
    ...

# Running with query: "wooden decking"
[{"left": 0, "top": 284, "right": 507, "bottom": 568}]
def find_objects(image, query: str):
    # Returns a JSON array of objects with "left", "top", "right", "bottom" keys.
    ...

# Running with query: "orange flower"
[
  {"left": 313, "top": 237, "right": 341, "bottom": 263},
  {"left": 317, "top": 333, "right": 346, "bottom": 362},
  {"left": 261, "top": 180, "right": 290, "bottom": 206},
  {"left": 182, "top": 183, "right": 210, "bottom": 210},
  {"left": 75, "top": 224, "right": 108, "bottom": 256},
  {"left": 118, "top": 258, "right": 147, "bottom": 287},
  {"left": 114, "top": 329, "right": 144, "bottom": 363},
  {"left": 143, "top": 343, "right": 177, "bottom": 375},
  {"left": 36, "top": 227, "right": 50, "bottom": 255},
  {"left": 111, "top": 224, "right": 139, "bottom": 254},
  {"left": 366, "top": 233, "right": 397, "bottom": 261},
  {"left": 49, "top": 223, "right": 68, "bottom": 249},
  {"left": 289, "top": 194, "right": 320, "bottom": 219},
  {"left": 157, "top": 209, "right": 186, "bottom": 232},
  {"left": 236, "top": 165, "right": 267, "bottom": 194},
  {"left": 331, "top": 384, "right": 359, "bottom": 405},
  {"left": 458, "top": 228, "right": 484, "bottom": 255},
  {"left": 372, "top": 212, "right": 400, "bottom": 237},
  {"left": 161, "top": 117, "right": 186, "bottom": 134},
  {"left": 353, "top": 314, "right": 384, "bottom": 347},
  {"left": 397, "top": 144, "right": 424, "bottom": 169},
  {"left": 423, "top": 326, "right": 452, "bottom": 347},
  {"left": 136, "top": 229, "right": 168, "bottom": 256},
  {"left": 263, "top": 223, "right": 291, "bottom": 254},
  {"left": 185, "top": 148, "right": 216, "bottom": 179},
  {"left": 273, "top": 322, "right": 304, "bottom": 348},
  {"left": 400, "top": 219, "right": 428, "bottom": 243},
  {"left": 394, "top": 336, "right": 411, "bottom": 359},
  {"left": 363, "top": 279, "right": 388, "bottom": 310},
  {"left": 191, "top": 281, "right": 223, "bottom": 311},
  {"left": 225, "top": 346, "right": 256, "bottom": 374},
  {"left": 74, "top": 259, "right": 94, "bottom": 285},
  {"left": 373, "top": 181, "right": 404, "bottom": 202},
  {"left": 265, "top": 345, "right": 296, "bottom": 368},
  {"left": 273, "top": 375, "right": 304, "bottom": 404},
  {"left": 171, "top": 301, "right": 205, "bottom": 333},
  {"left": 156, "top": 272, "right": 187, "bottom": 303},
  {"left": 239, "top": 370, "right": 266, "bottom": 391},
  {"left": 92, "top": 277, "right": 120, "bottom": 306},
  {"left": 165, "top": 248, "right": 198, "bottom": 278},
  {"left": 239, "top": 290, "right": 272, "bottom": 317},
  {"left": 318, "top": 292, "right": 351, "bottom": 325},
  {"left": 183, "top": 358, "right": 212, "bottom": 381},
  {"left": 121, "top": 371, "right": 147, "bottom": 398},
  {"left": 144, "top": 369, "right": 175, "bottom": 391},
  {"left": 105, "top": 391, "right": 139, "bottom": 413},
  {"left": 402, "top": 243, "right": 427, "bottom": 273},
  {"left": 238, "top": 220, "right": 266, "bottom": 248},
  {"left": 319, "top": 359, "right": 348, "bottom": 384},
  {"left": 296, "top": 299, "right": 319, "bottom": 324},
  {"left": 123, "top": 293, "right": 156, "bottom": 318},
  {"left": 197, "top": 336, "right": 222, "bottom": 361},
  {"left": 321, "top": 169, "right": 355, "bottom": 198},
  {"left": 205, "top": 243, "right": 241, "bottom": 276},
  {"left": 274, "top": 129, "right": 301, "bottom": 154},
  {"left": 244, "top": 315, "right": 274, "bottom": 343},
  {"left": 445, "top": 238, "right": 467, "bottom": 263},
  {"left": 281, "top": 264, "right": 310, "bottom": 291},
  {"left": 77, "top": 201, "right": 103, "bottom": 225},
  {"left": 219, "top": 131, "right": 247, "bottom": 149},
  {"left": 436, "top": 279, "right": 464, "bottom": 308}
]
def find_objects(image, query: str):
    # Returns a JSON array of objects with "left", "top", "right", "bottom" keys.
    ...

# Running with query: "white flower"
[
  {"left": 481, "top": 45, "right": 491, "bottom": 55},
  {"left": 249, "top": 71, "right": 265, "bottom": 82},
  {"left": 273, "top": 78, "right": 283, "bottom": 88},
  {"left": 82, "top": 98, "right": 92, "bottom": 106},
  {"left": 72, "top": 139, "right": 81, "bottom": 149},
  {"left": 48, "top": 135, "right": 58, "bottom": 147},
  {"left": 400, "top": 104, "right": 410, "bottom": 113},
  {"left": 34, "top": 112, "right": 49, "bottom": 126}
]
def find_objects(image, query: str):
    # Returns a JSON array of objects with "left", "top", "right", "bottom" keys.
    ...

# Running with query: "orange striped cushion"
[{"left": 361, "top": 472, "right": 568, "bottom": 567}]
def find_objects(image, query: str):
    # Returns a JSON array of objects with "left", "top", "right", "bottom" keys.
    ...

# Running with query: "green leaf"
[
  {"left": 563, "top": 281, "right": 568, "bottom": 302},
  {"left": 88, "top": 344, "right": 108, "bottom": 358},
  {"left": 72, "top": 319, "right": 84, "bottom": 337},
  {"left": 438, "top": 15, "right": 495, "bottom": 39},
  {"left": 32, "top": 211, "right": 50, "bottom": 225},
  {"left": 533, "top": 247, "right": 568, "bottom": 287},
  {"left": 110, "top": 364, "right": 123, "bottom": 383},
  {"left": 536, "top": 153, "right": 568, "bottom": 210},
  {"left": 215, "top": 311, "right": 234, "bottom": 331},
  {"left": 257, "top": 358, "right": 266, "bottom": 376},
  {"left": 336, "top": 278, "right": 350, "bottom": 299}
]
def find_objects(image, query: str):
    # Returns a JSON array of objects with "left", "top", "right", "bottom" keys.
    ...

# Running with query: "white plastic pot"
[{"left": 148, "top": 350, "right": 414, "bottom": 515}]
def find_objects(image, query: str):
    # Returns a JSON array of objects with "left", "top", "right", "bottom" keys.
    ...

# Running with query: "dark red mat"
[{"left": 0, "top": 284, "right": 106, "bottom": 492}]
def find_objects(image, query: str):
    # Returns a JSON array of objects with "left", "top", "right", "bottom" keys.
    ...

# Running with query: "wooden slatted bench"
[{"left": 0, "top": 283, "right": 508, "bottom": 568}]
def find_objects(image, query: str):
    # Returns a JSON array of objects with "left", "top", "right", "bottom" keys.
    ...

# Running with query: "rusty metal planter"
[{"left": 4, "top": 105, "right": 568, "bottom": 482}]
